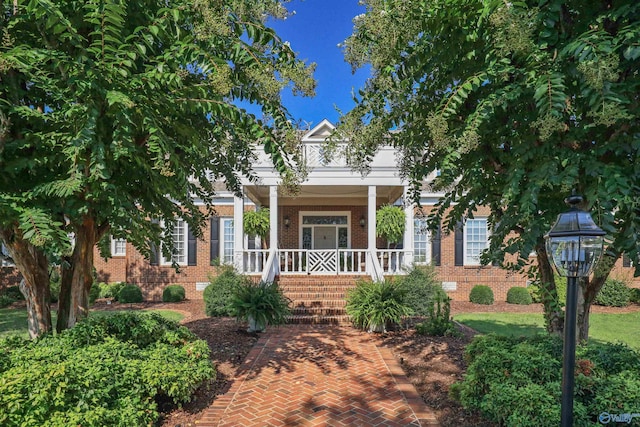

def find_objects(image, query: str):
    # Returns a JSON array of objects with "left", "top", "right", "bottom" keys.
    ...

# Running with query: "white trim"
[
  {"left": 220, "top": 217, "right": 235, "bottom": 265},
  {"left": 111, "top": 237, "right": 126, "bottom": 257},
  {"left": 298, "top": 211, "right": 351, "bottom": 250},
  {"left": 160, "top": 219, "right": 188, "bottom": 266},
  {"left": 464, "top": 217, "right": 489, "bottom": 265},
  {"left": 413, "top": 217, "right": 431, "bottom": 264}
]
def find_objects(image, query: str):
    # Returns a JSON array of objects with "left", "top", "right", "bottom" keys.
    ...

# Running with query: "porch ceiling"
[{"left": 245, "top": 185, "right": 404, "bottom": 207}]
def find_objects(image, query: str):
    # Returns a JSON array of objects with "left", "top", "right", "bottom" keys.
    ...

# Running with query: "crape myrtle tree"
[
  {"left": 337, "top": 0, "right": 639, "bottom": 342},
  {"left": 0, "top": 0, "right": 315, "bottom": 337}
]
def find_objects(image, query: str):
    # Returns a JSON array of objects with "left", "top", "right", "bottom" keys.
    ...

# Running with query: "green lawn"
[
  {"left": 0, "top": 308, "right": 185, "bottom": 339},
  {"left": 454, "top": 311, "right": 640, "bottom": 349}
]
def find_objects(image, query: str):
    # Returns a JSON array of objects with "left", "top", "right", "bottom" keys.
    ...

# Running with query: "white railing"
[
  {"left": 303, "top": 143, "right": 347, "bottom": 167},
  {"left": 237, "top": 248, "right": 412, "bottom": 278},
  {"left": 337, "top": 249, "right": 367, "bottom": 274},
  {"left": 375, "top": 249, "right": 412, "bottom": 275}
]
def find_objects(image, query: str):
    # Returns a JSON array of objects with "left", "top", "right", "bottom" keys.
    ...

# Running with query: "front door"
[{"left": 314, "top": 226, "right": 337, "bottom": 249}]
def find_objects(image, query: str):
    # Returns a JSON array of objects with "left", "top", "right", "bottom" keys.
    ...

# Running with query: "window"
[
  {"left": 464, "top": 218, "right": 488, "bottom": 265},
  {"left": 111, "top": 238, "right": 126, "bottom": 256},
  {"left": 414, "top": 218, "right": 430, "bottom": 263},
  {"left": 221, "top": 218, "right": 234, "bottom": 264},
  {"left": 161, "top": 219, "right": 187, "bottom": 265}
]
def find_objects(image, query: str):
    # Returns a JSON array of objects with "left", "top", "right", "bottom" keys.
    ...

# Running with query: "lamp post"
[{"left": 545, "top": 195, "right": 606, "bottom": 427}]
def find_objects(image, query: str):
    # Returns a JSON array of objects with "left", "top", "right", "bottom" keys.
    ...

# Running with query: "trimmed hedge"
[
  {"left": 99, "top": 282, "right": 126, "bottom": 301},
  {"left": 204, "top": 266, "right": 249, "bottom": 317},
  {"left": 469, "top": 285, "right": 494, "bottom": 305},
  {"left": 163, "top": 284, "right": 186, "bottom": 302},
  {"left": 0, "top": 312, "right": 214, "bottom": 426},
  {"left": 630, "top": 288, "right": 640, "bottom": 304},
  {"left": 506, "top": 287, "right": 533, "bottom": 305},
  {"left": 118, "top": 284, "right": 143, "bottom": 303},
  {"left": 594, "top": 279, "right": 630, "bottom": 307},
  {"left": 451, "top": 334, "right": 640, "bottom": 427}
]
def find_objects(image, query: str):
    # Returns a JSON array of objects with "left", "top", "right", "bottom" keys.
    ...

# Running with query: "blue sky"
[{"left": 269, "top": 0, "right": 369, "bottom": 127}]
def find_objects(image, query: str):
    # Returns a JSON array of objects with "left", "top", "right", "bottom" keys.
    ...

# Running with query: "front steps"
[{"left": 277, "top": 275, "right": 364, "bottom": 325}]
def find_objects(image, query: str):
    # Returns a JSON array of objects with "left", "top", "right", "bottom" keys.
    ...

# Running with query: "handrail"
[
  {"left": 368, "top": 251, "right": 384, "bottom": 282},
  {"left": 260, "top": 249, "right": 278, "bottom": 283}
]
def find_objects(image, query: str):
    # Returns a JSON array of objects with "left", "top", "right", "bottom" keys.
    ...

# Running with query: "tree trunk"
[
  {"left": 56, "top": 216, "right": 98, "bottom": 331},
  {"left": 0, "top": 227, "right": 52, "bottom": 338},
  {"left": 576, "top": 252, "right": 618, "bottom": 343},
  {"left": 535, "top": 241, "right": 564, "bottom": 336}
]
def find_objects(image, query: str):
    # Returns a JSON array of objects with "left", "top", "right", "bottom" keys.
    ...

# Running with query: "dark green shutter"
[
  {"left": 431, "top": 224, "right": 441, "bottom": 266},
  {"left": 454, "top": 221, "right": 464, "bottom": 266},
  {"left": 210, "top": 217, "right": 220, "bottom": 262},
  {"left": 187, "top": 225, "right": 197, "bottom": 266}
]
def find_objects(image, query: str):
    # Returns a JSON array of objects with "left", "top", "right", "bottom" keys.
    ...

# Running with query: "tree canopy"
[
  {"left": 339, "top": 0, "right": 640, "bottom": 340},
  {"left": 0, "top": 0, "right": 315, "bottom": 335}
]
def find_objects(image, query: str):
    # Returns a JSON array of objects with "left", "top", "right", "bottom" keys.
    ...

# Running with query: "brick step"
[
  {"left": 288, "top": 294, "right": 348, "bottom": 302},
  {"left": 287, "top": 314, "right": 351, "bottom": 325},
  {"left": 281, "top": 286, "right": 353, "bottom": 294},
  {"left": 292, "top": 299, "right": 347, "bottom": 308},
  {"left": 278, "top": 282, "right": 359, "bottom": 289},
  {"left": 292, "top": 306, "right": 346, "bottom": 316}
]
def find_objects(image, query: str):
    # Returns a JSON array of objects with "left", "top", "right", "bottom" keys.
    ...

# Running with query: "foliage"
[
  {"left": 375, "top": 205, "right": 405, "bottom": 247},
  {"left": 338, "top": 0, "right": 640, "bottom": 340},
  {"left": 204, "top": 266, "right": 250, "bottom": 317},
  {"left": 345, "top": 279, "right": 413, "bottom": 332},
  {"left": 0, "top": 295, "right": 14, "bottom": 309},
  {"left": 0, "top": 312, "right": 213, "bottom": 426},
  {"left": 162, "top": 285, "right": 186, "bottom": 303},
  {"left": 452, "top": 334, "right": 640, "bottom": 426},
  {"left": 230, "top": 281, "right": 291, "bottom": 331},
  {"left": 594, "top": 279, "right": 631, "bottom": 307},
  {"left": 0, "top": 0, "right": 315, "bottom": 334},
  {"left": 469, "top": 285, "right": 494, "bottom": 305},
  {"left": 630, "top": 288, "right": 640, "bottom": 304},
  {"left": 506, "top": 287, "right": 533, "bottom": 305},
  {"left": 88, "top": 282, "right": 100, "bottom": 305},
  {"left": 416, "top": 293, "right": 459, "bottom": 337},
  {"left": 397, "top": 265, "right": 447, "bottom": 316},
  {"left": 2, "top": 286, "right": 24, "bottom": 302},
  {"left": 243, "top": 209, "right": 270, "bottom": 245},
  {"left": 117, "top": 284, "right": 143, "bottom": 304},
  {"left": 98, "top": 282, "right": 125, "bottom": 301}
]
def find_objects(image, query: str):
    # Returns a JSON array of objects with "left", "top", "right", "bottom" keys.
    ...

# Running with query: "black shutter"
[
  {"left": 187, "top": 225, "right": 197, "bottom": 266},
  {"left": 454, "top": 221, "right": 464, "bottom": 266},
  {"left": 623, "top": 254, "right": 631, "bottom": 268},
  {"left": 210, "top": 216, "right": 220, "bottom": 262},
  {"left": 150, "top": 243, "right": 159, "bottom": 266},
  {"left": 431, "top": 224, "right": 441, "bottom": 266}
]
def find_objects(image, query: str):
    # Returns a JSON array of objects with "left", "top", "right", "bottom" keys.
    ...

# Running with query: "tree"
[
  {"left": 0, "top": 0, "right": 315, "bottom": 337},
  {"left": 338, "top": 0, "right": 640, "bottom": 342}
]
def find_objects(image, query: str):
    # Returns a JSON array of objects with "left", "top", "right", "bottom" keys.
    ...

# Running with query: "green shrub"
[
  {"left": 416, "top": 293, "right": 459, "bottom": 337},
  {"left": 118, "top": 284, "right": 143, "bottom": 303},
  {"left": 0, "top": 295, "right": 15, "bottom": 308},
  {"left": 453, "top": 334, "right": 640, "bottom": 426},
  {"left": 230, "top": 281, "right": 291, "bottom": 332},
  {"left": 506, "top": 287, "right": 533, "bottom": 305},
  {"left": 594, "top": 279, "right": 630, "bottom": 307},
  {"left": 204, "top": 265, "right": 248, "bottom": 317},
  {"left": 630, "top": 288, "right": 640, "bottom": 304},
  {"left": 3, "top": 286, "right": 24, "bottom": 301},
  {"left": 49, "top": 269, "right": 61, "bottom": 303},
  {"left": 89, "top": 281, "right": 100, "bottom": 305},
  {"left": 469, "top": 285, "right": 494, "bottom": 305},
  {"left": 345, "top": 279, "right": 412, "bottom": 332},
  {"left": 99, "top": 281, "right": 125, "bottom": 301},
  {"left": 398, "top": 265, "right": 447, "bottom": 316},
  {"left": 163, "top": 284, "right": 186, "bottom": 302},
  {"left": 0, "top": 312, "right": 214, "bottom": 426}
]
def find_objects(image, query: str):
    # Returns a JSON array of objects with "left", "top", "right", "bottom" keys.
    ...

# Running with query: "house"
[{"left": 2, "top": 120, "right": 637, "bottom": 300}]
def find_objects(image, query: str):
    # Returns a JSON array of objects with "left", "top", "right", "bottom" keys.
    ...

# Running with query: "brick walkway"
[{"left": 197, "top": 325, "right": 439, "bottom": 427}]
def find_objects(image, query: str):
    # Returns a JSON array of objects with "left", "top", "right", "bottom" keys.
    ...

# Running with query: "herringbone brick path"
[{"left": 197, "top": 325, "right": 439, "bottom": 427}]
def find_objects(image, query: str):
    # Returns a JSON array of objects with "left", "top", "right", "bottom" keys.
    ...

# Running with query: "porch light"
[
  {"left": 544, "top": 194, "right": 606, "bottom": 427},
  {"left": 284, "top": 216, "right": 290, "bottom": 228},
  {"left": 359, "top": 216, "right": 366, "bottom": 228}
]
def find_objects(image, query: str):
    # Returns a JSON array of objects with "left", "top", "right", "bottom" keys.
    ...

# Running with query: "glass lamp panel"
[{"left": 546, "top": 235, "right": 604, "bottom": 278}]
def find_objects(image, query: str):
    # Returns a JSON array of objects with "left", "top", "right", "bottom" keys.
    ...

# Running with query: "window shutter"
[
  {"left": 431, "top": 224, "right": 441, "bottom": 266},
  {"left": 623, "top": 254, "right": 631, "bottom": 268},
  {"left": 187, "top": 224, "right": 197, "bottom": 266},
  {"left": 210, "top": 216, "right": 220, "bottom": 262},
  {"left": 150, "top": 243, "right": 159, "bottom": 266},
  {"left": 247, "top": 234, "right": 256, "bottom": 250},
  {"left": 454, "top": 221, "right": 464, "bottom": 266}
]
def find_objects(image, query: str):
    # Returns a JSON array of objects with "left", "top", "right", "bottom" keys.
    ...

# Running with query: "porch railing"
[{"left": 238, "top": 248, "right": 412, "bottom": 278}]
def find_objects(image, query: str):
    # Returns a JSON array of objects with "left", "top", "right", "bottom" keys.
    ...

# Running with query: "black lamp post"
[{"left": 545, "top": 195, "right": 606, "bottom": 427}]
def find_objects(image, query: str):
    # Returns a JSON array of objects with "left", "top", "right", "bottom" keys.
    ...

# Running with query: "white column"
[
  {"left": 368, "top": 186, "right": 377, "bottom": 251},
  {"left": 269, "top": 185, "right": 278, "bottom": 249},
  {"left": 403, "top": 186, "right": 414, "bottom": 267},
  {"left": 233, "top": 191, "right": 244, "bottom": 270}
]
